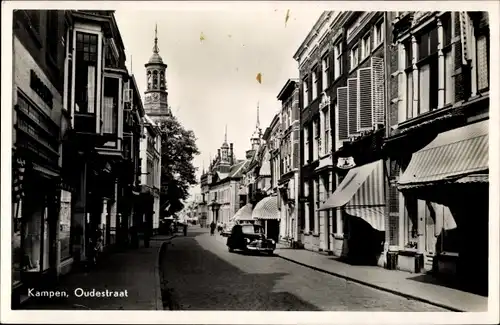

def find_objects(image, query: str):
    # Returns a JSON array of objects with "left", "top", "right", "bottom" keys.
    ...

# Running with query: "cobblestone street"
[{"left": 159, "top": 228, "right": 447, "bottom": 311}]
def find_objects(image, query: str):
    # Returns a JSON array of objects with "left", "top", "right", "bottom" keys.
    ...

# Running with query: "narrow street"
[{"left": 160, "top": 228, "right": 446, "bottom": 311}]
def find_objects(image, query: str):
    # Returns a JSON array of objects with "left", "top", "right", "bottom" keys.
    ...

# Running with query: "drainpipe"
[{"left": 383, "top": 11, "right": 392, "bottom": 264}]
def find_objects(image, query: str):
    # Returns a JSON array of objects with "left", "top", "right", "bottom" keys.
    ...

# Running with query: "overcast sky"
[{"left": 114, "top": 5, "right": 324, "bottom": 198}]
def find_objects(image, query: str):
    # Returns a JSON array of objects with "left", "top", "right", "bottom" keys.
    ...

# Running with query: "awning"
[
  {"left": 398, "top": 120, "right": 488, "bottom": 188},
  {"left": 252, "top": 196, "right": 280, "bottom": 220},
  {"left": 231, "top": 203, "right": 253, "bottom": 221},
  {"left": 318, "top": 160, "right": 385, "bottom": 231}
]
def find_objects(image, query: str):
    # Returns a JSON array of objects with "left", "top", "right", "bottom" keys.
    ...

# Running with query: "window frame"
[
  {"left": 350, "top": 44, "right": 359, "bottom": 71},
  {"left": 334, "top": 41, "right": 343, "bottom": 80},
  {"left": 361, "top": 33, "right": 371, "bottom": 60},
  {"left": 323, "top": 106, "right": 331, "bottom": 156},
  {"left": 74, "top": 31, "right": 99, "bottom": 114},
  {"left": 321, "top": 54, "right": 330, "bottom": 91},
  {"left": 303, "top": 78, "right": 309, "bottom": 108},
  {"left": 312, "top": 69, "right": 318, "bottom": 100},
  {"left": 373, "top": 19, "right": 384, "bottom": 48}
]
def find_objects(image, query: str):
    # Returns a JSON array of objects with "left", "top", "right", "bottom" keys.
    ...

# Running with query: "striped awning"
[
  {"left": 398, "top": 120, "right": 489, "bottom": 188},
  {"left": 318, "top": 160, "right": 386, "bottom": 231},
  {"left": 344, "top": 206, "right": 385, "bottom": 231},
  {"left": 252, "top": 196, "right": 279, "bottom": 220},
  {"left": 231, "top": 203, "right": 253, "bottom": 221}
]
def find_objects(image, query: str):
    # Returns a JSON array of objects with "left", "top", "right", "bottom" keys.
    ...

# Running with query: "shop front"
[
  {"left": 11, "top": 152, "right": 62, "bottom": 306},
  {"left": 319, "top": 159, "right": 387, "bottom": 266},
  {"left": 231, "top": 203, "right": 255, "bottom": 225},
  {"left": 396, "top": 119, "right": 488, "bottom": 295},
  {"left": 252, "top": 196, "right": 280, "bottom": 241}
]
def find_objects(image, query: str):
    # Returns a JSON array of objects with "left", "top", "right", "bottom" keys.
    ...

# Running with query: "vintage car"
[
  {"left": 226, "top": 224, "right": 276, "bottom": 254},
  {"left": 221, "top": 221, "right": 235, "bottom": 237}
]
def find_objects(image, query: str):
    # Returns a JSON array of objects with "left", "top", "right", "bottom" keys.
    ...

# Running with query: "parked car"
[
  {"left": 226, "top": 224, "right": 276, "bottom": 255},
  {"left": 221, "top": 221, "right": 235, "bottom": 237}
]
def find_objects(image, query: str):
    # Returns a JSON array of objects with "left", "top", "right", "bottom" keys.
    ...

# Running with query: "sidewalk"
[
  {"left": 22, "top": 235, "right": 175, "bottom": 310},
  {"left": 275, "top": 245, "right": 488, "bottom": 312}
]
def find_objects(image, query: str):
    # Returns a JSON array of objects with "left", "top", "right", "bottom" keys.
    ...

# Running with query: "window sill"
[
  {"left": 359, "top": 55, "right": 370, "bottom": 67},
  {"left": 398, "top": 249, "right": 419, "bottom": 257},
  {"left": 372, "top": 41, "right": 383, "bottom": 54}
]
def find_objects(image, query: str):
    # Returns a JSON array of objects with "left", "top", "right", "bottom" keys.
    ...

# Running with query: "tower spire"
[
  {"left": 256, "top": 102, "right": 260, "bottom": 129},
  {"left": 153, "top": 23, "right": 159, "bottom": 53},
  {"left": 224, "top": 124, "right": 227, "bottom": 143}
]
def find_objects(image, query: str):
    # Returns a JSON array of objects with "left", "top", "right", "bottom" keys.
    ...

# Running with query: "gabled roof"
[{"left": 229, "top": 159, "right": 250, "bottom": 178}]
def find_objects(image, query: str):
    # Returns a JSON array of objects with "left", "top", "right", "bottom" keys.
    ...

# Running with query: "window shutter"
[
  {"left": 459, "top": 12, "right": 473, "bottom": 65},
  {"left": 357, "top": 67, "right": 373, "bottom": 131},
  {"left": 371, "top": 57, "right": 385, "bottom": 125},
  {"left": 347, "top": 78, "right": 358, "bottom": 137},
  {"left": 337, "top": 87, "right": 348, "bottom": 141}
]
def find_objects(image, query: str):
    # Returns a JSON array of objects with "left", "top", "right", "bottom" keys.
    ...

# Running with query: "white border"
[{"left": 2, "top": 2, "right": 499, "bottom": 324}]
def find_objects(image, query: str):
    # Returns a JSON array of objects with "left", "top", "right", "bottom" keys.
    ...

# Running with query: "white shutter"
[
  {"left": 337, "top": 87, "right": 348, "bottom": 141},
  {"left": 459, "top": 12, "right": 473, "bottom": 65},
  {"left": 357, "top": 67, "right": 373, "bottom": 131},
  {"left": 347, "top": 78, "right": 358, "bottom": 137},
  {"left": 371, "top": 57, "right": 385, "bottom": 126}
]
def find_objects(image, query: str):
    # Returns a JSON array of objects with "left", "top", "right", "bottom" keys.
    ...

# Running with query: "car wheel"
[
  {"left": 268, "top": 251, "right": 274, "bottom": 256},
  {"left": 228, "top": 246, "right": 234, "bottom": 253}
]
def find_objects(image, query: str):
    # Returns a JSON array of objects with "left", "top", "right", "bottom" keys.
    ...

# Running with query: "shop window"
[
  {"left": 75, "top": 31, "right": 98, "bottom": 113},
  {"left": 403, "top": 195, "right": 419, "bottom": 249},
  {"left": 102, "top": 77, "right": 119, "bottom": 134},
  {"left": 59, "top": 190, "right": 72, "bottom": 261}
]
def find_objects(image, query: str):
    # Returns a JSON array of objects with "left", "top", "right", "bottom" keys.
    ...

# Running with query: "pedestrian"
[
  {"left": 183, "top": 223, "right": 188, "bottom": 236},
  {"left": 210, "top": 221, "right": 216, "bottom": 236}
]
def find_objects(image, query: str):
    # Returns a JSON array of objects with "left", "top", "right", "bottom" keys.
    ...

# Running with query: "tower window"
[
  {"left": 160, "top": 71, "right": 165, "bottom": 90},
  {"left": 153, "top": 70, "right": 158, "bottom": 89},
  {"left": 147, "top": 71, "right": 152, "bottom": 90}
]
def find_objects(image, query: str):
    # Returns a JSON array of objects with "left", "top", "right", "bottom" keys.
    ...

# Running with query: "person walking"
[{"left": 210, "top": 221, "right": 216, "bottom": 236}]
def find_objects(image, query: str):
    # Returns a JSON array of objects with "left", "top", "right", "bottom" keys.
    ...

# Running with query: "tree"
[{"left": 158, "top": 114, "right": 199, "bottom": 216}]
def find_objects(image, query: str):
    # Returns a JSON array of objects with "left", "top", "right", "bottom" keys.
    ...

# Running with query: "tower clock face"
[{"left": 152, "top": 93, "right": 160, "bottom": 102}]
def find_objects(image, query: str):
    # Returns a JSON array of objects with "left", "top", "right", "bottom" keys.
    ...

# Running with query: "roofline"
[
  {"left": 293, "top": 11, "right": 333, "bottom": 61},
  {"left": 277, "top": 78, "right": 299, "bottom": 100}
]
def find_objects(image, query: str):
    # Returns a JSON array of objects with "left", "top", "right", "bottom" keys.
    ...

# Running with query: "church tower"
[{"left": 144, "top": 24, "right": 169, "bottom": 124}]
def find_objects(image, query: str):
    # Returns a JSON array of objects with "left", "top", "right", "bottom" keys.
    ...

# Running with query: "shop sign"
[
  {"left": 337, "top": 157, "right": 356, "bottom": 169},
  {"left": 30, "top": 70, "right": 53, "bottom": 109}
]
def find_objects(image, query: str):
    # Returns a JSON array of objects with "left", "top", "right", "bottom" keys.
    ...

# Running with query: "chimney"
[{"left": 230, "top": 143, "right": 234, "bottom": 165}]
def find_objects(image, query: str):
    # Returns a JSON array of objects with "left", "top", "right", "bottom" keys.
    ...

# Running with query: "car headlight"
[
  {"left": 270, "top": 239, "right": 275, "bottom": 245},
  {"left": 245, "top": 238, "right": 250, "bottom": 243}
]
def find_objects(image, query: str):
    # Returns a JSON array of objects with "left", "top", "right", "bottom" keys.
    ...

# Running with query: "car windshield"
[{"left": 241, "top": 225, "right": 264, "bottom": 235}]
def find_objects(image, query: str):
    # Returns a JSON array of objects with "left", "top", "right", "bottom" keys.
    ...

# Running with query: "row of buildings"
[
  {"left": 195, "top": 11, "right": 489, "bottom": 295},
  {"left": 11, "top": 10, "right": 166, "bottom": 306}
]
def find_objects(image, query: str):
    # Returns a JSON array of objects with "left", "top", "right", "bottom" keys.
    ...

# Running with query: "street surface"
[{"left": 160, "top": 228, "right": 447, "bottom": 311}]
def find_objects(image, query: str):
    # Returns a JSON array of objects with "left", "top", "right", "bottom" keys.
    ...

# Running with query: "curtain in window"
[
  {"left": 102, "top": 97, "right": 115, "bottom": 133},
  {"left": 406, "top": 72, "right": 413, "bottom": 119},
  {"left": 419, "top": 64, "right": 430, "bottom": 114},
  {"left": 445, "top": 51, "right": 454, "bottom": 105},
  {"left": 87, "top": 66, "right": 96, "bottom": 113},
  {"left": 477, "top": 35, "right": 489, "bottom": 90}
]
